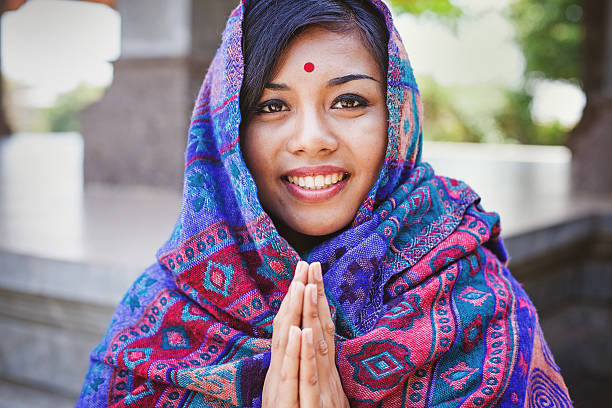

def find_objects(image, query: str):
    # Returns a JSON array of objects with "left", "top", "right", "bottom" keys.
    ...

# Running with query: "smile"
[
  {"left": 285, "top": 173, "right": 348, "bottom": 190},
  {"left": 282, "top": 166, "right": 351, "bottom": 203}
]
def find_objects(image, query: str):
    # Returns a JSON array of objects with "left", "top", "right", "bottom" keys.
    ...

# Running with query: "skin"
[
  {"left": 261, "top": 261, "right": 349, "bottom": 407},
  {"left": 242, "top": 26, "right": 388, "bottom": 254},
  {"left": 241, "top": 26, "right": 388, "bottom": 407}
]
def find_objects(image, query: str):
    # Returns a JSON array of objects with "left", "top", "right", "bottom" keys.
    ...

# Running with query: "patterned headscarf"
[{"left": 78, "top": 1, "right": 572, "bottom": 407}]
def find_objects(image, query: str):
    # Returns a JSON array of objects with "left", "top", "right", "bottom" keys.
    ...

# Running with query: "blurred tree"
[
  {"left": 391, "top": 0, "right": 585, "bottom": 146},
  {"left": 390, "top": 0, "right": 460, "bottom": 17},
  {"left": 417, "top": 76, "right": 482, "bottom": 143},
  {"left": 510, "top": 0, "right": 583, "bottom": 82},
  {"left": 495, "top": 89, "right": 568, "bottom": 145},
  {"left": 503, "top": 0, "right": 584, "bottom": 146},
  {"left": 567, "top": 0, "right": 612, "bottom": 194},
  {"left": 500, "top": 0, "right": 583, "bottom": 146},
  {"left": 40, "top": 84, "right": 104, "bottom": 132}
]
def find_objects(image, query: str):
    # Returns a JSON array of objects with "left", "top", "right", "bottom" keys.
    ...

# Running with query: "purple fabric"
[{"left": 77, "top": 1, "right": 572, "bottom": 407}]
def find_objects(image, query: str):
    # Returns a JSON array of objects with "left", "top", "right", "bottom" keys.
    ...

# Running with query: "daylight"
[{"left": 1, "top": 0, "right": 585, "bottom": 127}]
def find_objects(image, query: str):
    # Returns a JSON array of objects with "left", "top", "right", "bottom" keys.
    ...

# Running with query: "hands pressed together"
[{"left": 262, "top": 261, "right": 350, "bottom": 408}]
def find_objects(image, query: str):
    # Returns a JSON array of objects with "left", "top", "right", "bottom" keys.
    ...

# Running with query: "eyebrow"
[
  {"left": 327, "top": 74, "right": 379, "bottom": 87},
  {"left": 264, "top": 73, "right": 379, "bottom": 90}
]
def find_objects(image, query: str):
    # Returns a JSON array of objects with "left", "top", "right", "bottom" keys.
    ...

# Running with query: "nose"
[{"left": 287, "top": 107, "right": 339, "bottom": 156}]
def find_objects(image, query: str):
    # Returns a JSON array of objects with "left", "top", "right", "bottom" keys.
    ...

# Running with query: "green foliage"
[
  {"left": 494, "top": 89, "right": 567, "bottom": 145},
  {"left": 509, "top": 0, "right": 583, "bottom": 82},
  {"left": 418, "top": 75, "right": 569, "bottom": 145},
  {"left": 39, "top": 83, "right": 105, "bottom": 132},
  {"left": 390, "top": 0, "right": 460, "bottom": 17},
  {"left": 392, "top": 0, "right": 580, "bottom": 145},
  {"left": 418, "top": 76, "right": 484, "bottom": 143}
]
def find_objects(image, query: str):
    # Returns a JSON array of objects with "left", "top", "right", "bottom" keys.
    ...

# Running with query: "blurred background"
[{"left": 0, "top": 0, "right": 610, "bottom": 407}]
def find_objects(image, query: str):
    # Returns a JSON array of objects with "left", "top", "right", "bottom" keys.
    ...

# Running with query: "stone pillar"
[
  {"left": 81, "top": 0, "right": 237, "bottom": 189},
  {"left": 569, "top": 0, "right": 612, "bottom": 194},
  {"left": 0, "top": 0, "right": 14, "bottom": 137}
]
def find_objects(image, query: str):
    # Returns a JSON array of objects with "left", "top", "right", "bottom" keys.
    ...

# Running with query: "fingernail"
[
  {"left": 289, "top": 325, "right": 299, "bottom": 344},
  {"left": 295, "top": 261, "right": 306, "bottom": 280},
  {"left": 314, "top": 263, "right": 323, "bottom": 282},
  {"left": 304, "top": 328, "right": 313, "bottom": 345},
  {"left": 308, "top": 284, "right": 317, "bottom": 304}
]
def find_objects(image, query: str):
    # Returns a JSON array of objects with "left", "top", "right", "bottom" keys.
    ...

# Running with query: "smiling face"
[{"left": 241, "top": 26, "right": 388, "bottom": 251}]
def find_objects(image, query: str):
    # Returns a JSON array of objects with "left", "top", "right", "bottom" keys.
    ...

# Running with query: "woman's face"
[{"left": 242, "top": 26, "right": 388, "bottom": 240}]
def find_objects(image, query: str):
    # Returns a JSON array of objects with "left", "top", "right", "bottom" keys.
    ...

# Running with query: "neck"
[{"left": 273, "top": 219, "right": 346, "bottom": 257}]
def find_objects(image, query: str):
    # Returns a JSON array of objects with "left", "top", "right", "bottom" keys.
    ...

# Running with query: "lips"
[{"left": 282, "top": 166, "right": 350, "bottom": 202}]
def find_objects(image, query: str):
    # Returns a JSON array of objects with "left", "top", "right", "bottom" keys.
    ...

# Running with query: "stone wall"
[
  {"left": 0, "top": 214, "right": 610, "bottom": 406},
  {"left": 506, "top": 213, "right": 612, "bottom": 407}
]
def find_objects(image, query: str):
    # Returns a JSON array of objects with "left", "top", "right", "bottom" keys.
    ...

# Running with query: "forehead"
[{"left": 271, "top": 26, "right": 381, "bottom": 79}]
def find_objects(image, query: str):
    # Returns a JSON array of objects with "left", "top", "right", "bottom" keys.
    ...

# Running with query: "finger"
[
  {"left": 276, "top": 261, "right": 308, "bottom": 317},
  {"left": 294, "top": 260, "right": 309, "bottom": 284},
  {"left": 272, "top": 261, "right": 307, "bottom": 342},
  {"left": 271, "top": 281, "right": 304, "bottom": 359},
  {"left": 302, "top": 283, "right": 333, "bottom": 383},
  {"left": 278, "top": 325, "right": 301, "bottom": 406},
  {"left": 269, "top": 263, "right": 307, "bottom": 377},
  {"left": 309, "top": 262, "right": 336, "bottom": 361},
  {"left": 299, "top": 328, "right": 320, "bottom": 407}
]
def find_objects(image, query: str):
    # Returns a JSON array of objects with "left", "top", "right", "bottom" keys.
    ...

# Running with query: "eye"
[
  {"left": 331, "top": 94, "right": 368, "bottom": 109},
  {"left": 255, "top": 99, "right": 289, "bottom": 114}
]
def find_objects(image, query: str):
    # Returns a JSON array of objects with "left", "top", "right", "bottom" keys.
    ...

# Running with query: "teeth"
[
  {"left": 314, "top": 175, "right": 325, "bottom": 188},
  {"left": 286, "top": 172, "right": 346, "bottom": 190},
  {"left": 305, "top": 176, "right": 315, "bottom": 189}
]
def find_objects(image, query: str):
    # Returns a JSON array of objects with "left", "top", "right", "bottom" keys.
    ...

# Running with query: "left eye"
[{"left": 331, "top": 94, "right": 368, "bottom": 109}]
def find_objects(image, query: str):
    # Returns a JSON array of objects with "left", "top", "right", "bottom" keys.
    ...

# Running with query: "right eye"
[{"left": 255, "top": 99, "right": 289, "bottom": 114}]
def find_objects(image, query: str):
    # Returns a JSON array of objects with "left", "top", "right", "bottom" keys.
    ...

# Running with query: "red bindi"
[{"left": 304, "top": 62, "right": 315, "bottom": 73}]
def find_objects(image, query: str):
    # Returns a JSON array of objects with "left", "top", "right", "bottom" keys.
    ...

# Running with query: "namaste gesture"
[{"left": 262, "top": 261, "right": 350, "bottom": 407}]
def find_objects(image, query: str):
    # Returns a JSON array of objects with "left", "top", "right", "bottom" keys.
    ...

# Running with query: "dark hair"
[{"left": 240, "top": 0, "right": 389, "bottom": 118}]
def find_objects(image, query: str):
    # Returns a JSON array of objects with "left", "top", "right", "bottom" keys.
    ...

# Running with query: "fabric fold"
[{"left": 77, "top": 0, "right": 572, "bottom": 407}]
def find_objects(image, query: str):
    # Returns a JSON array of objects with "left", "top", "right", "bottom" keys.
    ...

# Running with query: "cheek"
[
  {"left": 241, "top": 126, "right": 269, "bottom": 182},
  {"left": 241, "top": 123, "right": 287, "bottom": 204},
  {"left": 351, "top": 113, "right": 388, "bottom": 176}
]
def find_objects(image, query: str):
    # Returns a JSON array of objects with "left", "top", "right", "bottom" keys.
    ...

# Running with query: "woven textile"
[{"left": 77, "top": 1, "right": 572, "bottom": 406}]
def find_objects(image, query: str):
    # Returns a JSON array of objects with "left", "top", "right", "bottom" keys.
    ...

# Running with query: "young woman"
[{"left": 77, "top": 0, "right": 572, "bottom": 407}]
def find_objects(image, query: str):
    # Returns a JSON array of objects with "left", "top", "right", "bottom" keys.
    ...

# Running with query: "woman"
[{"left": 77, "top": 0, "right": 572, "bottom": 407}]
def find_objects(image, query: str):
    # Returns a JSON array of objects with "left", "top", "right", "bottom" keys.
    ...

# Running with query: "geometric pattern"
[
  {"left": 181, "top": 303, "right": 211, "bottom": 323},
  {"left": 122, "top": 348, "right": 152, "bottom": 370},
  {"left": 441, "top": 361, "right": 478, "bottom": 391},
  {"left": 123, "top": 379, "right": 155, "bottom": 405},
  {"left": 161, "top": 326, "right": 191, "bottom": 350},
  {"left": 526, "top": 369, "right": 572, "bottom": 408},
  {"left": 76, "top": 0, "right": 572, "bottom": 406},
  {"left": 187, "top": 169, "right": 216, "bottom": 213},
  {"left": 347, "top": 340, "right": 414, "bottom": 391},
  {"left": 203, "top": 261, "right": 233, "bottom": 296},
  {"left": 363, "top": 351, "right": 404, "bottom": 379},
  {"left": 462, "top": 315, "right": 483, "bottom": 352},
  {"left": 458, "top": 286, "right": 491, "bottom": 307},
  {"left": 256, "top": 252, "right": 293, "bottom": 280},
  {"left": 380, "top": 293, "right": 424, "bottom": 331}
]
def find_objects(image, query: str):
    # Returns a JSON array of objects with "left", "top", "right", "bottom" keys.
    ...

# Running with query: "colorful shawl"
[{"left": 77, "top": 1, "right": 572, "bottom": 406}]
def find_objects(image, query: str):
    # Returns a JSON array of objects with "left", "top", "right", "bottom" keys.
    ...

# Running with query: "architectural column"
[
  {"left": 569, "top": 0, "right": 612, "bottom": 194},
  {"left": 0, "top": 0, "right": 14, "bottom": 137},
  {"left": 81, "top": 0, "right": 237, "bottom": 189}
]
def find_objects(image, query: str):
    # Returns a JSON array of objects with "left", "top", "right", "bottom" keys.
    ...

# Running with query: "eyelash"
[
  {"left": 331, "top": 94, "right": 369, "bottom": 109},
  {"left": 254, "top": 99, "right": 287, "bottom": 114},
  {"left": 254, "top": 94, "right": 369, "bottom": 114}
]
